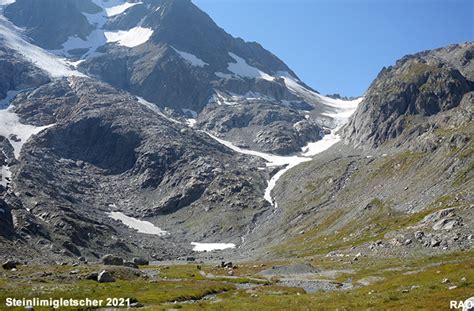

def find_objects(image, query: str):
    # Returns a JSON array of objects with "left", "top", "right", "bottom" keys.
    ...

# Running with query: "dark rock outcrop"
[
  {"left": 133, "top": 257, "right": 149, "bottom": 265},
  {"left": 102, "top": 254, "right": 124, "bottom": 266},
  {"left": 0, "top": 199, "right": 15, "bottom": 239},
  {"left": 97, "top": 270, "right": 115, "bottom": 283},
  {"left": 0, "top": 46, "right": 50, "bottom": 101},
  {"left": 2, "top": 259, "right": 17, "bottom": 270},
  {"left": 343, "top": 43, "right": 473, "bottom": 148}
]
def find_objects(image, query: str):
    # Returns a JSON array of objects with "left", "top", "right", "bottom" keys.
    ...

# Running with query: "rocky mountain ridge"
[
  {"left": 249, "top": 42, "right": 473, "bottom": 261},
  {"left": 343, "top": 43, "right": 473, "bottom": 149}
]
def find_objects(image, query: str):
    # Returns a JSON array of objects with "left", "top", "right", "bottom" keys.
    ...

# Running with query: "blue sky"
[{"left": 193, "top": 0, "right": 474, "bottom": 97}]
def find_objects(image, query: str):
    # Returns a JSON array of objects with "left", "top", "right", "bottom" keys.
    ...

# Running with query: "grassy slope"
[
  {"left": 1, "top": 251, "right": 472, "bottom": 310},
  {"left": 267, "top": 125, "right": 473, "bottom": 258},
  {"left": 0, "top": 265, "right": 234, "bottom": 311},
  {"left": 182, "top": 251, "right": 474, "bottom": 310}
]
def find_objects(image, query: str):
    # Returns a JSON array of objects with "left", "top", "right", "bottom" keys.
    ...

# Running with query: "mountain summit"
[{"left": 5, "top": 0, "right": 362, "bottom": 154}]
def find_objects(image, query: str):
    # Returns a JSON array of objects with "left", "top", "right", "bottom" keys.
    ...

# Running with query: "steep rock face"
[
  {"left": 0, "top": 136, "right": 15, "bottom": 192},
  {"left": 4, "top": 0, "right": 98, "bottom": 49},
  {"left": 45, "top": 117, "right": 142, "bottom": 174},
  {"left": 0, "top": 199, "right": 15, "bottom": 239},
  {"left": 84, "top": 44, "right": 214, "bottom": 113},
  {"left": 343, "top": 43, "right": 473, "bottom": 148}
]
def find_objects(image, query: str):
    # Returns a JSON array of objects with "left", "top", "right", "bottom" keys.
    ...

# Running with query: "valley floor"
[{"left": 0, "top": 250, "right": 473, "bottom": 310}]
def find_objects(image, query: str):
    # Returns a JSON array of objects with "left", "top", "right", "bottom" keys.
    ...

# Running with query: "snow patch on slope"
[
  {"left": 181, "top": 109, "right": 197, "bottom": 127},
  {"left": 302, "top": 128, "right": 341, "bottom": 157},
  {"left": 49, "top": 0, "right": 109, "bottom": 58},
  {"left": 0, "top": 0, "right": 14, "bottom": 5},
  {"left": 0, "top": 162, "right": 11, "bottom": 187},
  {"left": 0, "top": 90, "right": 20, "bottom": 109},
  {"left": 0, "top": 108, "right": 55, "bottom": 159},
  {"left": 208, "top": 91, "right": 235, "bottom": 105},
  {"left": 51, "top": 0, "right": 148, "bottom": 57},
  {"left": 108, "top": 211, "right": 168, "bottom": 236},
  {"left": 55, "top": 0, "right": 120, "bottom": 57},
  {"left": 191, "top": 242, "right": 236, "bottom": 252},
  {"left": 263, "top": 158, "right": 311, "bottom": 206},
  {"left": 185, "top": 119, "right": 197, "bottom": 127},
  {"left": 319, "top": 96, "right": 362, "bottom": 126},
  {"left": 51, "top": 9, "right": 108, "bottom": 59},
  {"left": 105, "top": 26, "right": 153, "bottom": 47},
  {"left": 277, "top": 71, "right": 362, "bottom": 124},
  {"left": 106, "top": 2, "right": 141, "bottom": 17},
  {"left": 51, "top": 28, "right": 106, "bottom": 58},
  {"left": 278, "top": 72, "right": 321, "bottom": 103},
  {"left": 0, "top": 16, "right": 85, "bottom": 77},
  {"left": 204, "top": 131, "right": 303, "bottom": 167},
  {"left": 0, "top": 89, "right": 55, "bottom": 187},
  {"left": 172, "top": 47, "right": 208, "bottom": 67},
  {"left": 136, "top": 97, "right": 182, "bottom": 124},
  {"left": 227, "top": 53, "right": 274, "bottom": 81},
  {"left": 209, "top": 91, "right": 272, "bottom": 106}
]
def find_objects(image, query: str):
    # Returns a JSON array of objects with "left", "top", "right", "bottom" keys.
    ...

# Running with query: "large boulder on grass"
[
  {"left": 2, "top": 260, "right": 18, "bottom": 270},
  {"left": 101, "top": 254, "right": 124, "bottom": 266},
  {"left": 133, "top": 257, "right": 149, "bottom": 266},
  {"left": 97, "top": 270, "right": 115, "bottom": 283}
]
